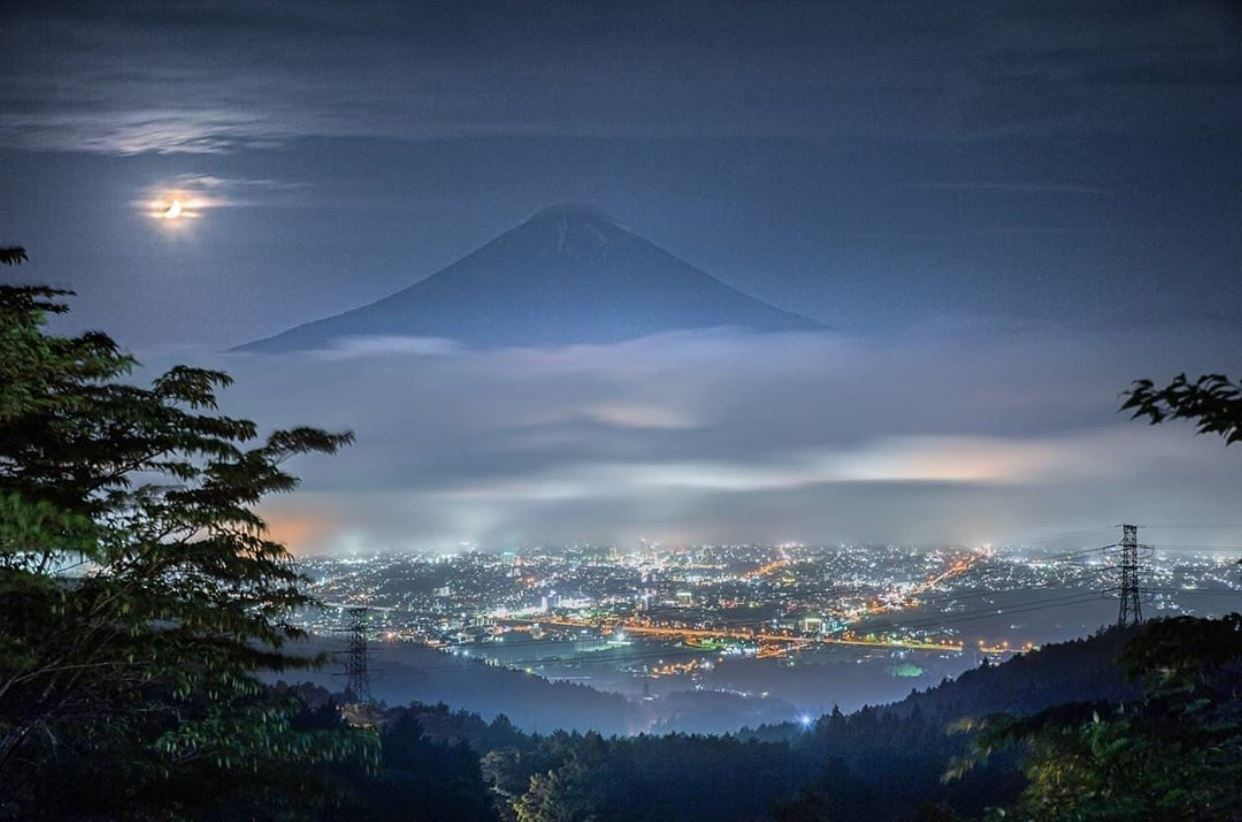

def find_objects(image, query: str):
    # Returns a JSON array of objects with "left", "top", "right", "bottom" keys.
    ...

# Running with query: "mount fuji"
[{"left": 237, "top": 204, "right": 825, "bottom": 351}]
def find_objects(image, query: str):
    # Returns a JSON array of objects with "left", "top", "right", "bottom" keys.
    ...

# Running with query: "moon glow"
[{"left": 148, "top": 191, "right": 199, "bottom": 225}]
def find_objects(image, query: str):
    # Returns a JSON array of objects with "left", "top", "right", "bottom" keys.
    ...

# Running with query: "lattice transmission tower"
[
  {"left": 1117, "top": 524, "right": 1144, "bottom": 628},
  {"left": 344, "top": 606, "right": 372, "bottom": 704}
]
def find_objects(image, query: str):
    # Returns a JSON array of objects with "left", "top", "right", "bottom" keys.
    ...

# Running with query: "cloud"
[
  {"left": 143, "top": 321, "right": 1242, "bottom": 554},
  {"left": 128, "top": 172, "right": 310, "bottom": 222},
  {"left": 172, "top": 173, "right": 305, "bottom": 196},
  {"left": 308, "top": 335, "right": 464, "bottom": 359},
  {"left": 577, "top": 403, "right": 702, "bottom": 431},
  {"left": 427, "top": 429, "right": 1192, "bottom": 501},
  {"left": 1, "top": 1, "right": 1238, "bottom": 153}
]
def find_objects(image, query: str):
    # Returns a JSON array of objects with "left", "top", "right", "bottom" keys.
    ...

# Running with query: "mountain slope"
[
  {"left": 744, "top": 624, "right": 1144, "bottom": 744},
  {"left": 238, "top": 203, "right": 824, "bottom": 351}
]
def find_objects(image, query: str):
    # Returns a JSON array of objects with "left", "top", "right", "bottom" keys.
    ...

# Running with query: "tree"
[
  {"left": 0, "top": 250, "right": 375, "bottom": 818},
  {"left": 514, "top": 762, "right": 596, "bottom": 822},
  {"left": 1122, "top": 373, "right": 1242, "bottom": 445},
  {"left": 1124, "top": 372, "right": 1242, "bottom": 568},
  {"left": 963, "top": 617, "right": 1242, "bottom": 820}
]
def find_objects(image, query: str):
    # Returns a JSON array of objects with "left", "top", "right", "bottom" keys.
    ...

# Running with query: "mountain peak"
[
  {"left": 525, "top": 202, "right": 616, "bottom": 226},
  {"left": 237, "top": 206, "right": 825, "bottom": 351},
  {"left": 509, "top": 202, "right": 621, "bottom": 260}
]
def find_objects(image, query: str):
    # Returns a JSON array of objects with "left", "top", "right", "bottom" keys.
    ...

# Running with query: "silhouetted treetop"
[
  {"left": 0, "top": 246, "right": 27, "bottom": 266},
  {"left": 1123, "top": 373, "right": 1242, "bottom": 445}
]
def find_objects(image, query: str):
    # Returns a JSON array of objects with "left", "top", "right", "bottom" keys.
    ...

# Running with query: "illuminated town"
[{"left": 293, "top": 541, "right": 1241, "bottom": 697}]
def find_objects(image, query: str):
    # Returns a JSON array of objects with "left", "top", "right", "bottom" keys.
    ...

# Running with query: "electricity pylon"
[
  {"left": 1117, "top": 524, "right": 1143, "bottom": 628},
  {"left": 344, "top": 606, "right": 372, "bottom": 704}
]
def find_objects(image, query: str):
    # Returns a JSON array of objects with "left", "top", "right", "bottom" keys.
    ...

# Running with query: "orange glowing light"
[{"left": 263, "top": 512, "right": 332, "bottom": 554}]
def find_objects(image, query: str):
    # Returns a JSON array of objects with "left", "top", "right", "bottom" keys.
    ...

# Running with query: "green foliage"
[
  {"left": 1118, "top": 613, "right": 1242, "bottom": 695},
  {"left": 483, "top": 730, "right": 814, "bottom": 822},
  {"left": 0, "top": 270, "right": 374, "bottom": 818},
  {"left": 514, "top": 760, "right": 600, "bottom": 822},
  {"left": 311, "top": 706, "right": 497, "bottom": 822},
  {"left": 962, "top": 616, "right": 1242, "bottom": 821},
  {"left": 1122, "top": 373, "right": 1242, "bottom": 445}
]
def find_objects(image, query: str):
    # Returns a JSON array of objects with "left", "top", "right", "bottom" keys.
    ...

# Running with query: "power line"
[
  {"left": 855, "top": 590, "right": 1107, "bottom": 632},
  {"left": 1147, "top": 544, "right": 1242, "bottom": 552},
  {"left": 1136, "top": 523, "right": 1242, "bottom": 530}
]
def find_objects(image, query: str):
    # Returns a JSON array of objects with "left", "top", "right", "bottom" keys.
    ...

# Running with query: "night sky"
[{"left": 2, "top": 1, "right": 1240, "bottom": 552}]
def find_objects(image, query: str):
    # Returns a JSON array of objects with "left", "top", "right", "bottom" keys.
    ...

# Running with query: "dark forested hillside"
[
  {"left": 302, "top": 623, "right": 1180, "bottom": 822},
  {"left": 271, "top": 639, "right": 640, "bottom": 735},
  {"left": 748, "top": 623, "right": 1144, "bottom": 744}
]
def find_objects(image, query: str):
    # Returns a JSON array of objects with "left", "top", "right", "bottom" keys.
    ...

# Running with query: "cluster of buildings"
[{"left": 292, "top": 542, "right": 1240, "bottom": 681}]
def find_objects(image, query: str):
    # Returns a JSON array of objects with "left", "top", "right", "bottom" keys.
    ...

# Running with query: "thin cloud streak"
[{"left": 432, "top": 429, "right": 1193, "bottom": 502}]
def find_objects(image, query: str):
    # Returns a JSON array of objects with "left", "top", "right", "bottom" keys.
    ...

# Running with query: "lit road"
[
  {"left": 498, "top": 615, "right": 963, "bottom": 653},
  {"left": 495, "top": 553, "right": 979, "bottom": 654}
]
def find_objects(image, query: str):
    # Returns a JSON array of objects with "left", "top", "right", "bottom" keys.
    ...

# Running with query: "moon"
[{"left": 162, "top": 199, "right": 183, "bottom": 219}]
